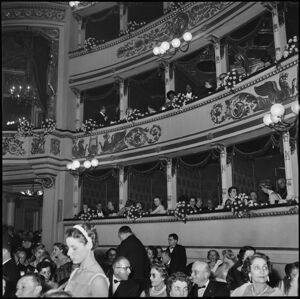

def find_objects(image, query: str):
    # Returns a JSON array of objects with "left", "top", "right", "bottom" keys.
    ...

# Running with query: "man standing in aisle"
[
  {"left": 116, "top": 226, "right": 150, "bottom": 290},
  {"left": 166, "top": 233, "right": 187, "bottom": 273}
]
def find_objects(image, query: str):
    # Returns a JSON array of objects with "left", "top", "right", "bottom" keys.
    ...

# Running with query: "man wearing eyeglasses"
[{"left": 108, "top": 256, "right": 141, "bottom": 297}]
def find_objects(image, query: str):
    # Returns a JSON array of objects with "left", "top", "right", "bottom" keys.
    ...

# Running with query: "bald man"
[{"left": 189, "top": 260, "right": 229, "bottom": 297}]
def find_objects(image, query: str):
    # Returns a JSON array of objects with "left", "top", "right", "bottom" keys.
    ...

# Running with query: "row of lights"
[
  {"left": 263, "top": 101, "right": 299, "bottom": 132},
  {"left": 20, "top": 190, "right": 43, "bottom": 196},
  {"left": 66, "top": 158, "right": 99, "bottom": 171}
]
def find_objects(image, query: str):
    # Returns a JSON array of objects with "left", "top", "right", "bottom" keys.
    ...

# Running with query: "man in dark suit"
[
  {"left": 108, "top": 256, "right": 141, "bottom": 297},
  {"left": 190, "top": 260, "right": 230, "bottom": 297},
  {"left": 116, "top": 226, "right": 150, "bottom": 290},
  {"left": 3, "top": 241, "right": 20, "bottom": 297},
  {"left": 96, "top": 105, "right": 110, "bottom": 127},
  {"left": 166, "top": 233, "right": 187, "bottom": 273}
]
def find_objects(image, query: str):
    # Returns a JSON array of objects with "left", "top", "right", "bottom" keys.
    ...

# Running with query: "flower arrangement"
[
  {"left": 81, "top": 119, "right": 97, "bottom": 134},
  {"left": 76, "top": 208, "right": 97, "bottom": 222},
  {"left": 283, "top": 36, "right": 298, "bottom": 59},
  {"left": 231, "top": 193, "right": 249, "bottom": 217},
  {"left": 220, "top": 69, "right": 246, "bottom": 92},
  {"left": 126, "top": 108, "right": 144, "bottom": 122},
  {"left": 119, "top": 21, "right": 147, "bottom": 37},
  {"left": 124, "top": 205, "right": 145, "bottom": 221},
  {"left": 83, "top": 37, "right": 105, "bottom": 51},
  {"left": 42, "top": 118, "right": 56, "bottom": 135},
  {"left": 186, "top": 204, "right": 198, "bottom": 215},
  {"left": 174, "top": 201, "right": 188, "bottom": 222},
  {"left": 163, "top": 2, "right": 185, "bottom": 14},
  {"left": 17, "top": 117, "right": 34, "bottom": 137}
]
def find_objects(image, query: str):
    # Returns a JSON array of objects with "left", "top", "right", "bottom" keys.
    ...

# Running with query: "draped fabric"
[
  {"left": 84, "top": 85, "right": 118, "bottom": 101},
  {"left": 87, "top": 6, "right": 118, "bottom": 23},
  {"left": 128, "top": 161, "right": 165, "bottom": 175},
  {"left": 82, "top": 169, "right": 117, "bottom": 182}
]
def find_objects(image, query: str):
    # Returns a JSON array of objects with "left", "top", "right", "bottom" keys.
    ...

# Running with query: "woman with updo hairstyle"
[
  {"left": 51, "top": 242, "right": 73, "bottom": 286},
  {"left": 141, "top": 263, "right": 168, "bottom": 297},
  {"left": 207, "top": 249, "right": 222, "bottom": 273},
  {"left": 214, "top": 249, "right": 237, "bottom": 282},
  {"left": 30, "top": 243, "right": 52, "bottom": 270},
  {"left": 231, "top": 252, "right": 283, "bottom": 296},
  {"left": 64, "top": 223, "right": 109, "bottom": 297},
  {"left": 147, "top": 246, "right": 158, "bottom": 264},
  {"left": 278, "top": 262, "right": 299, "bottom": 296}
]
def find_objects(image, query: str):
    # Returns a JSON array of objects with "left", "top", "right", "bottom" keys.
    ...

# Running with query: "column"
[
  {"left": 116, "top": 77, "right": 128, "bottom": 119},
  {"left": 7, "top": 194, "right": 16, "bottom": 226},
  {"left": 77, "top": 17, "right": 84, "bottom": 48},
  {"left": 119, "top": 166, "right": 128, "bottom": 210},
  {"left": 166, "top": 158, "right": 177, "bottom": 209},
  {"left": 119, "top": 2, "right": 128, "bottom": 32},
  {"left": 164, "top": 62, "right": 175, "bottom": 99},
  {"left": 72, "top": 88, "right": 83, "bottom": 130},
  {"left": 282, "top": 132, "right": 294, "bottom": 199},
  {"left": 171, "top": 164, "right": 178, "bottom": 208},
  {"left": 72, "top": 173, "right": 82, "bottom": 217},
  {"left": 290, "top": 143, "right": 299, "bottom": 199}
]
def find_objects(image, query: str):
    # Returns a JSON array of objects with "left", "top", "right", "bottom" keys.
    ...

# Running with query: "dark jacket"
[
  {"left": 167, "top": 244, "right": 187, "bottom": 273},
  {"left": 226, "top": 261, "right": 246, "bottom": 291},
  {"left": 116, "top": 234, "right": 150, "bottom": 281},
  {"left": 3, "top": 258, "right": 21, "bottom": 297},
  {"left": 97, "top": 112, "right": 110, "bottom": 127},
  {"left": 189, "top": 280, "right": 230, "bottom": 297},
  {"left": 108, "top": 274, "right": 141, "bottom": 297}
]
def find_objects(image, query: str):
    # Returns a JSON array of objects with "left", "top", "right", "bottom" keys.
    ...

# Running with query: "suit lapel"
[{"left": 203, "top": 281, "right": 213, "bottom": 297}]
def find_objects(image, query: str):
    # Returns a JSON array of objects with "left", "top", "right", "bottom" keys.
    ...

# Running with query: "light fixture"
[
  {"left": 19, "top": 184, "right": 43, "bottom": 197},
  {"left": 69, "top": 1, "right": 80, "bottom": 8},
  {"left": 263, "top": 101, "right": 299, "bottom": 132},
  {"left": 9, "top": 83, "right": 38, "bottom": 106},
  {"left": 153, "top": 31, "right": 193, "bottom": 61},
  {"left": 66, "top": 158, "right": 99, "bottom": 175}
]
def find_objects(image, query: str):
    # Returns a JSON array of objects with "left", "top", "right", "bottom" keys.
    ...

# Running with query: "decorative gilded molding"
[
  {"left": 2, "top": 6, "right": 66, "bottom": 22},
  {"left": 36, "top": 176, "right": 56, "bottom": 189},
  {"left": 2, "top": 133, "right": 26, "bottom": 156},
  {"left": 50, "top": 138, "right": 61, "bottom": 156}
]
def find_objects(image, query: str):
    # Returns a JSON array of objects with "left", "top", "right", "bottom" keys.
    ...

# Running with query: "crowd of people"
[{"left": 3, "top": 224, "right": 298, "bottom": 297}]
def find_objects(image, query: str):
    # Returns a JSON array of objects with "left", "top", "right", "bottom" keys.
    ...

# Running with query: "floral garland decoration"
[
  {"left": 17, "top": 117, "right": 34, "bottom": 137},
  {"left": 83, "top": 37, "right": 105, "bottom": 51},
  {"left": 81, "top": 119, "right": 97, "bottom": 134},
  {"left": 161, "top": 94, "right": 198, "bottom": 111},
  {"left": 231, "top": 193, "right": 249, "bottom": 217},
  {"left": 124, "top": 205, "right": 146, "bottom": 221},
  {"left": 76, "top": 208, "right": 97, "bottom": 222},
  {"left": 283, "top": 36, "right": 298, "bottom": 59},
  {"left": 174, "top": 201, "right": 188, "bottom": 222},
  {"left": 163, "top": 2, "right": 185, "bottom": 14},
  {"left": 42, "top": 118, "right": 56, "bottom": 135},
  {"left": 119, "top": 21, "right": 147, "bottom": 37},
  {"left": 186, "top": 204, "right": 199, "bottom": 215},
  {"left": 126, "top": 109, "right": 145, "bottom": 122},
  {"left": 220, "top": 69, "right": 246, "bottom": 92}
]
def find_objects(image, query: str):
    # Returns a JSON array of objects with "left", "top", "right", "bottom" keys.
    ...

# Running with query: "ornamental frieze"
[
  {"left": 117, "top": 2, "right": 231, "bottom": 59},
  {"left": 2, "top": 7, "right": 65, "bottom": 22},
  {"left": 2, "top": 134, "right": 25, "bottom": 156},
  {"left": 72, "top": 125, "right": 162, "bottom": 158},
  {"left": 31, "top": 134, "right": 46, "bottom": 155}
]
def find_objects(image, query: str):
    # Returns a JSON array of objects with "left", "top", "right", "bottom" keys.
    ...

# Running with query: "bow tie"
[
  {"left": 114, "top": 279, "right": 121, "bottom": 284},
  {"left": 198, "top": 285, "right": 206, "bottom": 289}
]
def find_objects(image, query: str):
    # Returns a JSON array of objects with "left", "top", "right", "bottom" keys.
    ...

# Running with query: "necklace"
[{"left": 251, "top": 284, "right": 269, "bottom": 296}]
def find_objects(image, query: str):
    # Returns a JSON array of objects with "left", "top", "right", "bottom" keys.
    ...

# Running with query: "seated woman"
[
  {"left": 231, "top": 252, "right": 284, "bottom": 296},
  {"left": 195, "top": 197, "right": 204, "bottom": 212},
  {"left": 213, "top": 249, "right": 237, "bottom": 282},
  {"left": 161, "top": 90, "right": 176, "bottom": 111},
  {"left": 36, "top": 260, "right": 58, "bottom": 290},
  {"left": 206, "top": 249, "right": 222, "bottom": 273},
  {"left": 166, "top": 272, "right": 192, "bottom": 297},
  {"left": 150, "top": 196, "right": 166, "bottom": 215},
  {"left": 106, "top": 201, "right": 117, "bottom": 216},
  {"left": 141, "top": 263, "right": 168, "bottom": 297},
  {"left": 224, "top": 186, "right": 239, "bottom": 208},
  {"left": 259, "top": 180, "right": 282, "bottom": 205},
  {"left": 278, "top": 262, "right": 299, "bottom": 296},
  {"left": 146, "top": 246, "right": 159, "bottom": 265},
  {"left": 187, "top": 197, "right": 198, "bottom": 214},
  {"left": 99, "top": 247, "right": 117, "bottom": 276},
  {"left": 64, "top": 223, "right": 109, "bottom": 297},
  {"left": 30, "top": 243, "right": 52, "bottom": 270}
]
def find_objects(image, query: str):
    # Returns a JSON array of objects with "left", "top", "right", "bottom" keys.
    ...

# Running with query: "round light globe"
[
  {"left": 73, "top": 160, "right": 80, "bottom": 169},
  {"left": 67, "top": 163, "right": 73, "bottom": 170},
  {"left": 263, "top": 113, "right": 273, "bottom": 126},
  {"left": 159, "top": 47, "right": 166, "bottom": 55},
  {"left": 171, "top": 38, "right": 181, "bottom": 48},
  {"left": 91, "top": 158, "right": 99, "bottom": 167},
  {"left": 161, "top": 41, "right": 170, "bottom": 51},
  {"left": 83, "top": 160, "right": 92, "bottom": 169},
  {"left": 183, "top": 32, "right": 192, "bottom": 42},
  {"left": 291, "top": 101, "right": 300, "bottom": 115},
  {"left": 153, "top": 47, "right": 160, "bottom": 55},
  {"left": 37, "top": 190, "right": 43, "bottom": 196},
  {"left": 270, "top": 103, "right": 285, "bottom": 117},
  {"left": 270, "top": 114, "right": 281, "bottom": 123}
]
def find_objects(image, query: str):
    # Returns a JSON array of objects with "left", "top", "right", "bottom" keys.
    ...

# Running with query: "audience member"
[
  {"left": 94, "top": 202, "right": 107, "bottom": 218},
  {"left": 162, "top": 90, "right": 176, "bottom": 111},
  {"left": 156, "top": 246, "right": 163, "bottom": 263},
  {"left": 108, "top": 256, "right": 142, "bottom": 297},
  {"left": 3, "top": 240, "right": 20, "bottom": 297},
  {"left": 7, "top": 226, "right": 22, "bottom": 254},
  {"left": 166, "top": 271, "right": 191, "bottom": 297},
  {"left": 231, "top": 252, "right": 284, "bottom": 296},
  {"left": 276, "top": 177, "right": 287, "bottom": 199},
  {"left": 226, "top": 245, "right": 255, "bottom": 291},
  {"left": 64, "top": 224, "right": 109, "bottom": 297},
  {"left": 195, "top": 197, "right": 204, "bottom": 211},
  {"left": 51, "top": 242, "right": 72, "bottom": 286},
  {"left": 100, "top": 247, "right": 117, "bottom": 276},
  {"left": 150, "top": 196, "right": 166, "bottom": 215},
  {"left": 141, "top": 263, "right": 168, "bottom": 297},
  {"left": 278, "top": 261, "right": 299, "bottom": 296},
  {"left": 204, "top": 81, "right": 215, "bottom": 95},
  {"left": 161, "top": 250, "right": 172, "bottom": 275},
  {"left": 190, "top": 260, "right": 230, "bottom": 297},
  {"left": 204, "top": 199, "right": 215, "bottom": 211},
  {"left": 166, "top": 233, "right": 187, "bottom": 274},
  {"left": 213, "top": 249, "right": 237, "bottom": 283},
  {"left": 207, "top": 249, "right": 222, "bottom": 273},
  {"left": 146, "top": 246, "right": 158, "bottom": 264},
  {"left": 36, "top": 260, "right": 58, "bottom": 290},
  {"left": 20, "top": 235, "right": 34, "bottom": 262},
  {"left": 30, "top": 243, "right": 51, "bottom": 269},
  {"left": 248, "top": 190, "right": 259, "bottom": 206},
  {"left": 15, "top": 273, "right": 45, "bottom": 297},
  {"left": 116, "top": 226, "right": 150, "bottom": 289},
  {"left": 225, "top": 186, "right": 239, "bottom": 207},
  {"left": 15, "top": 248, "right": 35, "bottom": 276},
  {"left": 96, "top": 105, "right": 110, "bottom": 127},
  {"left": 187, "top": 197, "right": 198, "bottom": 213},
  {"left": 259, "top": 180, "right": 282, "bottom": 204},
  {"left": 185, "top": 84, "right": 193, "bottom": 100},
  {"left": 107, "top": 201, "right": 117, "bottom": 216},
  {"left": 77, "top": 203, "right": 91, "bottom": 219}
]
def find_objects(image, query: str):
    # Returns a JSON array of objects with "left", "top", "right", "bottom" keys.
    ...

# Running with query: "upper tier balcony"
[
  {"left": 68, "top": 2, "right": 266, "bottom": 90},
  {"left": 2, "top": 54, "right": 298, "bottom": 178}
]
